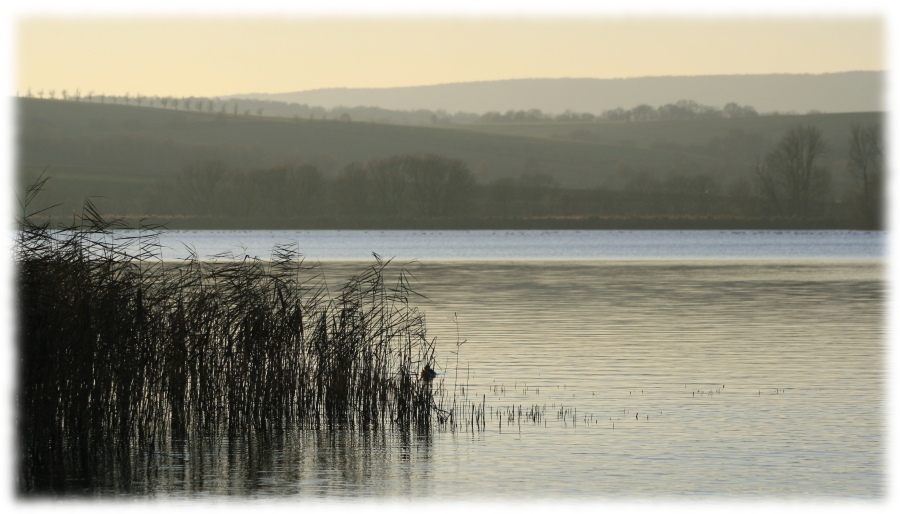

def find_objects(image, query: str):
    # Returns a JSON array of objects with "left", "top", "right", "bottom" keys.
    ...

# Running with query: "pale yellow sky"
[{"left": 14, "top": 16, "right": 886, "bottom": 98}]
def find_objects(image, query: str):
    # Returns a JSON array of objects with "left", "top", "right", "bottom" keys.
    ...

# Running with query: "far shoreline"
[{"left": 35, "top": 215, "right": 875, "bottom": 231}]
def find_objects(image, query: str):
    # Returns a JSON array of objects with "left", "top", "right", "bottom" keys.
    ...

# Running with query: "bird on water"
[{"left": 420, "top": 364, "right": 437, "bottom": 381}]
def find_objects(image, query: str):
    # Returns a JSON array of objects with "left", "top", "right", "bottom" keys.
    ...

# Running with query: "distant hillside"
[
  {"left": 16, "top": 97, "right": 882, "bottom": 227},
  {"left": 231, "top": 72, "right": 884, "bottom": 115},
  {"left": 20, "top": 97, "right": 879, "bottom": 191}
]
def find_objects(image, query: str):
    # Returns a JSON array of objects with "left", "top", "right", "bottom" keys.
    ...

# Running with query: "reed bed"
[{"left": 15, "top": 179, "right": 458, "bottom": 494}]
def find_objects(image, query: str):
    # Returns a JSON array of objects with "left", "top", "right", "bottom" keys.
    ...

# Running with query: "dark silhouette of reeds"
[{"left": 16, "top": 178, "right": 444, "bottom": 494}]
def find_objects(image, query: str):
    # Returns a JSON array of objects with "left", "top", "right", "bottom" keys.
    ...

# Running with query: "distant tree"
[
  {"left": 723, "top": 102, "right": 742, "bottom": 118},
  {"left": 86, "top": 90, "right": 94, "bottom": 102},
  {"left": 183, "top": 97, "right": 191, "bottom": 111},
  {"left": 486, "top": 177, "right": 519, "bottom": 216},
  {"left": 26, "top": 87, "right": 32, "bottom": 98},
  {"left": 36, "top": 89, "right": 44, "bottom": 99},
  {"left": 171, "top": 98, "right": 179, "bottom": 110},
  {"left": 135, "top": 94, "right": 143, "bottom": 107},
  {"left": 60, "top": 89, "right": 67, "bottom": 100},
  {"left": 333, "top": 162, "right": 372, "bottom": 216},
  {"left": 48, "top": 89, "right": 55, "bottom": 100},
  {"left": 160, "top": 97, "right": 169, "bottom": 109},
  {"left": 630, "top": 104, "right": 658, "bottom": 121},
  {"left": 846, "top": 123, "right": 883, "bottom": 228},
  {"left": 73, "top": 88, "right": 81, "bottom": 102},
  {"left": 174, "top": 160, "right": 229, "bottom": 216},
  {"left": 754, "top": 125, "right": 829, "bottom": 217},
  {"left": 257, "top": 107, "right": 264, "bottom": 117},
  {"left": 123, "top": 92, "right": 130, "bottom": 105},
  {"left": 405, "top": 154, "right": 477, "bottom": 217},
  {"left": 623, "top": 169, "right": 662, "bottom": 215},
  {"left": 368, "top": 156, "right": 411, "bottom": 216},
  {"left": 517, "top": 171, "right": 560, "bottom": 215},
  {"left": 236, "top": 164, "right": 323, "bottom": 217}
]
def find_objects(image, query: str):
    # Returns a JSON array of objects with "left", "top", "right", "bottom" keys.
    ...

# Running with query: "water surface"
[
  {"left": 140, "top": 257, "right": 884, "bottom": 499},
  {"left": 152, "top": 229, "right": 884, "bottom": 261}
]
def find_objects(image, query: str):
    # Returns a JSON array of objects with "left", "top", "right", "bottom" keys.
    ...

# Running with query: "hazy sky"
[{"left": 15, "top": 13, "right": 884, "bottom": 98}]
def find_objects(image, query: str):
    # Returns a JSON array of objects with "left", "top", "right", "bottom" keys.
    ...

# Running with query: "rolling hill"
[
  {"left": 230, "top": 72, "right": 884, "bottom": 115},
  {"left": 16, "top": 97, "right": 882, "bottom": 225}
]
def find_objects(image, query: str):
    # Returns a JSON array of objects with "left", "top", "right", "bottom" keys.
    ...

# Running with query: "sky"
[{"left": 8, "top": 2, "right": 889, "bottom": 99}]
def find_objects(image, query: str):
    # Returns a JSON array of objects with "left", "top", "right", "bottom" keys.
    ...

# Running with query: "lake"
[
  {"left": 37, "top": 230, "right": 888, "bottom": 500},
  {"left": 152, "top": 229, "right": 883, "bottom": 261}
]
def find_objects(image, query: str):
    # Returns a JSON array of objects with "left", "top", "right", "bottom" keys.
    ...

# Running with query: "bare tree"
[
  {"left": 60, "top": 89, "right": 67, "bottom": 100},
  {"left": 406, "top": 155, "right": 476, "bottom": 217},
  {"left": 160, "top": 97, "right": 169, "bottom": 109},
  {"left": 74, "top": 88, "right": 81, "bottom": 102},
  {"left": 37, "top": 89, "right": 44, "bottom": 99},
  {"left": 48, "top": 89, "right": 56, "bottom": 99},
  {"left": 846, "top": 123, "right": 882, "bottom": 227},
  {"left": 753, "top": 158, "right": 781, "bottom": 215},
  {"left": 123, "top": 92, "right": 130, "bottom": 105},
  {"left": 333, "top": 162, "right": 372, "bottom": 216},
  {"left": 754, "top": 125, "right": 829, "bottom": 217},
  {"left": 174, "top": 160, "right": 229, "bottom": 216},
  {"left": 368, "top": 156, "right": 411, "bottom": 216}
]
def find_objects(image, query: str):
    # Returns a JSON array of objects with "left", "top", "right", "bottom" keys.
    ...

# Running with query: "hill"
[
  {"left": 15, "top": 97, "right": 882, "bottom": 228},
  {"left": 230, "top": 72, "right": 884, "bottom": 115}
]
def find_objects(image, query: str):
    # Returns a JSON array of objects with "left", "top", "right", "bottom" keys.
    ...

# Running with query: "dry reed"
[{"left": 15, "top": 178, "right": 450, "bottom": 494}]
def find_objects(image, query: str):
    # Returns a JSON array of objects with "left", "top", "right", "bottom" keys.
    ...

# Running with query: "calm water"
[
  {"left": 73, "top": 231, "right": 890, "bottom": 499},
  {"left": 152, "top": 229, "right": 884, "bottom": 261}
]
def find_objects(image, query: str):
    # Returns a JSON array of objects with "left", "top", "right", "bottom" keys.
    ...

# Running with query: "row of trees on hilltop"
[
  {"left": 23, "top": 88, "right": 800, "bottom": 127},
  {"left": 481, "top": 100, "right": 762, "bottom": 123}
]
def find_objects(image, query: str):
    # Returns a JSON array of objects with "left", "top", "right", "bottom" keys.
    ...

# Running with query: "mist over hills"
[{"left": 229, "top": 71, "right": 883, "bottom": 115}]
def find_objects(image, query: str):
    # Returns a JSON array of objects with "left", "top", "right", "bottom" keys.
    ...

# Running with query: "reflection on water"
[{"left": 32, "top": 260, "right": 885, "bottom": 499}]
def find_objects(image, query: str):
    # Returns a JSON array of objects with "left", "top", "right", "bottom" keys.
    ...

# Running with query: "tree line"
[
  {"left": 142, "top": 121, "right": 881, "bottom": 229},
  {"left": 22, "top": 87, "right": 809, "bottom": 128},
  {"left": 151, "top": 154, "right": 478, "bottom": 220}
]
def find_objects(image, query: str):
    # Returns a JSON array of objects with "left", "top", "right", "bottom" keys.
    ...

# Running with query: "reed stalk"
[{"left": 15, "top": 180, "right": 458, "bottom": 494}]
